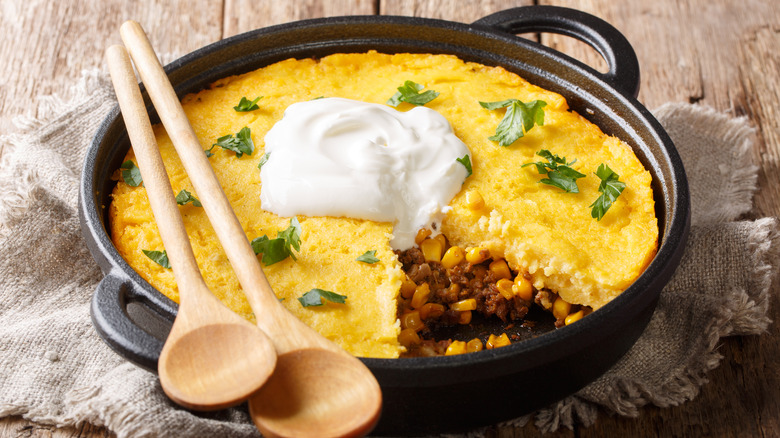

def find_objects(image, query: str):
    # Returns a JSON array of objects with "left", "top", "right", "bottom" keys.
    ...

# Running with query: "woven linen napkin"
[{"left": 0, "top": 69, "right": 775, "bottom": 438}]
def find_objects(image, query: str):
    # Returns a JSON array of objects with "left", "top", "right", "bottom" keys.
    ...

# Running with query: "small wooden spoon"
[
  {"left": 106, "top": 45, "right": 277, "bottom": 411},
  {"left": 120, "top": 20, "right": 382, "bottom": 438}
]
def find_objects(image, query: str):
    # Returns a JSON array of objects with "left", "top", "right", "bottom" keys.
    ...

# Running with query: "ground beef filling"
[
  {"left": 396, "top": 244, "right": 533, "bottom": 357},
  {"left": 399, "top": 247, "right": 530, "bottom": 323},
  {"left": 395, "top": 237, "right": 593, "bottom": 357}
]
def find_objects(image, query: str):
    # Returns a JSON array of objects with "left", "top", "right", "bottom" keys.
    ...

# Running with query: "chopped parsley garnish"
[
  {"left": 479, "top": 99, "right": 547, "bottom": 147},
  {"left": 257, "top": 152, "right": 270, "bottom": 169},
  {"left": 234, "top": 96, "right": 262, "bottom": 112},
  {"left": 590, "top": 163, "right": 626, "bottom": 221},
  {"left": 356, "top": 250, "right": 380, "bottom": 264},
  {"left": 250, "top": 218, "right": 302, "bottom": 265},
  {"left": 298, "top": 288, "right": 347, "bottom": 307},
  {"left": 522, "top": 149, "right": 585, "bottom": 193},
  {"left": 277, "top": 218, "right": 302, "bottom": 253},
  {"left": 212, "top": 126, "right": 254, "bottom": 158},
  {"left": 142, "top": 249, "right": 170, "bottom": 269},
  {"left": 175, "top": 189, "right": 202, "bottom": 207},
  {"left": 456, "top": 154, "right": 472, "bottom": 179},
  {"left": 120, "top": 160, "right": 143, "bottom": 187},
  {"left": 387, "top": 80, "right": 439, "bottom": 107}
]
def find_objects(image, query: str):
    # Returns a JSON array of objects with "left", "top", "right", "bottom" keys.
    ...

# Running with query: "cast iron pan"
[{"left": 79, "top": 6, "right": 690, "bottom": 435}]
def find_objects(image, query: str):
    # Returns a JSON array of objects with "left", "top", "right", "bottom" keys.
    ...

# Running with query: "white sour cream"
[{"left": 259, "top": 97, "right": 470, "bottom": 250}]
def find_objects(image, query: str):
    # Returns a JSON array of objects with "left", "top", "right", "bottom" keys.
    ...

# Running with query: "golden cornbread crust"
[{"left": 109, "top": 51, "right": 657, "bottom": 358}]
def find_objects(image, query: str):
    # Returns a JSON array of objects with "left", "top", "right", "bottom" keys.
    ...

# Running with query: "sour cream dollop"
[{"left": 259, "top": 97, "right": 471, "bottom": 250}]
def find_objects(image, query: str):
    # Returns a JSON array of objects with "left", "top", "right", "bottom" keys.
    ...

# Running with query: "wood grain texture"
[
  {"left": 223, "top": 0, "right": 376, "bottom": 37},
  {"left": 379, "top": 0, "right": 532, "bottom": 20},
  {"left": 0, "top": 0, "right": 222, "bottom": 136},
  {"left": 1, "top": 0, "right": 778, "bottom": 437}
]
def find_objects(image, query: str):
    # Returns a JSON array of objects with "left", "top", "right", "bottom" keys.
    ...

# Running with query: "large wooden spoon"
[
  {"left": 106, "top": 45, "right": 277, "bottom": 411},
  {"left": 120, "top": 20, "right": 382, "bottom": 438}
]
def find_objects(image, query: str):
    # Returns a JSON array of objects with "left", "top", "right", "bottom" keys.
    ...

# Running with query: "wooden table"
[{"left": 1, "top": 0, "right": 778, "bottom": 436}]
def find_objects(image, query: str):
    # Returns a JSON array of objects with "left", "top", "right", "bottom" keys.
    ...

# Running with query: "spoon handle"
[
  {"left": 119, "top": 21, "right": 282, "bottom": 313},
  {"left": 105, "top": 45, "right": 205, "bottom": 296}
]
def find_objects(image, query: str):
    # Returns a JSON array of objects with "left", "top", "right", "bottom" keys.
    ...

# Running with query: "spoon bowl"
[
  {"left": 158, "top": 315, "right": 277, "bottom": 411},
  {"left": 249, "top": 349, "right": 382, "bottom": 438}
]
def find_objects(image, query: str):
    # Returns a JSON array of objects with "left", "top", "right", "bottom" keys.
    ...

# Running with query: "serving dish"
[{"left": 79, "top": 6, "right": 690, "bottom": 435}]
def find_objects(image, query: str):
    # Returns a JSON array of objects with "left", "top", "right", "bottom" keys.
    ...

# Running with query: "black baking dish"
[{"left": 79, "top": 6, "right": 690, "bottom": 435}]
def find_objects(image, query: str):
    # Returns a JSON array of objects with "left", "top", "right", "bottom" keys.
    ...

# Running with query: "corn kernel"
[
  {"left": 411, "top": 283, "right": 431, "bottom": 309},
  {"left": 489, "top": 259, "right": 512, "bottom": 280},
  {"left": 433, "top": 233, "right": 448, "bottom": 251},
  {"left": 486, "top": 333, "right": 511, "bottom": 349},
  {"left": 415, "top": 228, "right": 432, "bottom": 245},
  {"left": 466, "top": 338, "right": 484, "bottom": 353},
  {"left": 553, "top": 296, "right": 572, "bottom": 320},
  {"left": 465, "top": 190, "right": 485, "bottom": 210},
  {"left": 458, "top": 310, "right": 472, "bottom": 324},
  {"left": 512, "top": 275, "right": 533, "bottom": 301},
  {"left": 565, "top": 309, "right": 585, "bottom": 325},
  {"left": 419, "top": 302, "right": 445, "bottom": 320},
  {"left": 400, "top": 278, "right": 417, "bottom": 299},
  {"left": 398, "top": 328, "right": 421, "bottom": 347},
  {"left": 450, "top": 298, "right": 477, "bottom": 311},
  {"left": 496, "top": 278, "right": 514, "bottom": 300},
  {"left": 465, "top": 247, "right": 489, "bottom": 264},
  {"left": 445, "top": 340, "right": 467, "bottom": 356},
  {"left": 420, "top": 238, "right": 443, "bottom": 263},
  {"left": 401, "top": 310, "right": 424, "bottom": 332},
  {"left": 441, "top": 246, "right": 466, "bottom": 269}
]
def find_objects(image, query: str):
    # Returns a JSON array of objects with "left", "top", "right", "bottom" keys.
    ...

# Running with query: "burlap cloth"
[{"left": 0, "top": 69, "right": 776, "bottom": 437}]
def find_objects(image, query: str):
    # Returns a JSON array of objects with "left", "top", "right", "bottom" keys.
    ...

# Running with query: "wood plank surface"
[{"left": 1, "top": 0, "right": 778, "bottom": 437}]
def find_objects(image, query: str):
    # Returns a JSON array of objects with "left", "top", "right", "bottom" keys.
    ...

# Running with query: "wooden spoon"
[
  {"left": 119, "top": 21, "right": 382, "bottom": 438},
  {"left": 106, "top": 45, "right": 277, "bottom": 411}
]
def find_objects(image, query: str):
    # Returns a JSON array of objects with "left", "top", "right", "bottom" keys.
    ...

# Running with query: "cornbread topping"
[
  {"left": 260, "top": 97, "right": 470, "bottom": 250},
  {"left": 109, "top": 51, "right": 658, "bottom": 359}
]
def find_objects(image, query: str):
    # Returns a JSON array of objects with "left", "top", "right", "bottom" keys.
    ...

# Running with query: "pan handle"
[
  {"left": 90, "top": 271, "right": 172, "bottom": 372},
  {"left": 472, "top": 6, "right": 641, "bottom": 98}
]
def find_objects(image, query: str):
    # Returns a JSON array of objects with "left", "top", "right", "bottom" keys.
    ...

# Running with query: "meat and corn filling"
[{"left": 397, "top": 230, "right": 593, "bottom": 357}]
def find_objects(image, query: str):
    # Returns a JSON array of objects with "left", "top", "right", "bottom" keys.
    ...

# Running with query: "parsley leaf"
[
  {"left": 277, "top": 217, "right": 302, "bottom": 255},
  {"left": 257, "top": 152, "right": 270, "bottom": 170},
  {"left": 142, "top": 249, "right": 171, "bottom": 269},
  {"left": 298, "top": 288, "right": 347, "bottom": 307},
  {"left": 456, "top": 154, "right": 472, "bottom": 179},
  {"left": 212, "top": 127, "right": 254, "bottom": 158},
  {"left": 479, "top": 99, "right": 547, "bottom": 147},
  {"left": 522, "top": 149, "right": 585, "bottom": 193},
  {"left": 356, "top": 250, "right": 380, "bottom": 264},
  {"left": 387, "top": 80, "right": 439, "bottom": 107},
  {"left": 175, "top": 189, "right": 202, "bottom": 207},
  {"left": 234, "top": 96, "right": 262, "bottom": 112},
  {"left": 590, "top": 163, "right": 626, "bottom": 221},
  {"left": 250, "top": 218, "right": 302, "bottom": 265},
  {"left": 250, "top": 236, "right": 289, "bottom": 265},
  {"left": 120, "top": 160, "right": 143, "bottom": 187}
]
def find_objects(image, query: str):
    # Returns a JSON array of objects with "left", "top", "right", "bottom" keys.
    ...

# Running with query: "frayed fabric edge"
[
  {"left": 0, "top": 69, "right": 111, "bottom": 232},
  {"left": 63, "top": 385, "right": 161, "bottom": 438},
  {"left": 10, "top": 69, "right": 114, "bottom": 136},
  {"left": 654, "top": 102, "right": 759, "bottom": 224}
]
